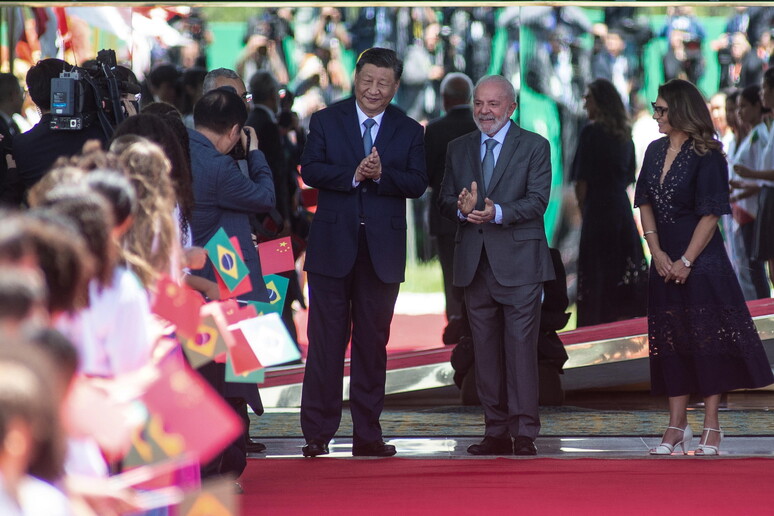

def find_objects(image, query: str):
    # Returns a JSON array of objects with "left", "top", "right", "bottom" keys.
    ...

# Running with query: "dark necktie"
[
  {"left": 482, "top": 138, "right": 498, "bottom": 193},
  {"left": 363, "top": 118, "right": 376, "bottom": 156}
]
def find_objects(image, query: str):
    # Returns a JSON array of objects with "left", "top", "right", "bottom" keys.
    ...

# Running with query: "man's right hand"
[
  {"left": 458, "top": 181, "right": 479, "bottom": 216},
  {"left": 242, "top": 126, "right": 259, "bottom": 153}
]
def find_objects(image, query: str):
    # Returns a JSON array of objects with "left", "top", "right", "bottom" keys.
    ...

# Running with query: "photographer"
[
  {"left": 663, "top": 29, "right": 706, "bottom": 86},
  {"left": 11, "top": 59, "right": 107, "bottom": 201},
  {"left": 188, "top": 86, "right": 275, "bottom": 472}
]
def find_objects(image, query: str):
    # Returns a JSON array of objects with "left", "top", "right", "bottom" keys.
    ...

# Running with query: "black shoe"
[
  {"left": 513, "top": 436, "right": 537, "bottom": 456},
  {"left": 302, "top": 440, "right": 329, "bottom": 457},
  {"left": 467, "top": 436, "right": 513, "bottom": 455},
  {"left": 352, "top": 439, "right": 397, "bottom": 457},
  {"left": 246, "top": 439, "right": 266, "bottom": 453}
]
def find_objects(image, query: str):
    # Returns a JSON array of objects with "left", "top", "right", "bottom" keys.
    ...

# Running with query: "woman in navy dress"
[
  {"left": 634, "top": 79, "right": 773, "bottom": 456},
  {"left": 572, "top": 79, "right": 648, "bottom": 327}
]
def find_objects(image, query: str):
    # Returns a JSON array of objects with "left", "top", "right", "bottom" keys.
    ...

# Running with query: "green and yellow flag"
[{"left": 204, "top": 228, "right": 249, "bottom": 292}]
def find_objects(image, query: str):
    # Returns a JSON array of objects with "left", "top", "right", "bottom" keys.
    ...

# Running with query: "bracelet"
[{"left": 643, "top": 230, "right": 657, "bottom": 236}]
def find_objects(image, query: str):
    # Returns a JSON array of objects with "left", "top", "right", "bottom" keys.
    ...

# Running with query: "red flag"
[
  {"left": 227, "top": 329, "right": 263, "bottom": 375},
  {"left": 151, "top": 276, "right": 203, "bottom": 339},
  {"left": 257, "top": 237, "right": 295, "bottom": 275},
  {"left": 139, "top": 353, "right": 243, "bottom": 465},
  {"left": 217, "top": 299, "right": 262, "bottom": 374}
]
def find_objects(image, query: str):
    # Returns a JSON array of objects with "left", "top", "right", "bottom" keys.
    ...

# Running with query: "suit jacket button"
[
  {"left": 363, "top": 187, "right": 368, "bottom": 193},
  {"left": 478, "top": 229, "right": 483, "bottom": 234}
]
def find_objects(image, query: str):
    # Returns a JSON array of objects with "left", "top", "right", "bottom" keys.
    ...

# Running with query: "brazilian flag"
[{"left": 204, "top": 228, "right": 249, "bottom": 292}]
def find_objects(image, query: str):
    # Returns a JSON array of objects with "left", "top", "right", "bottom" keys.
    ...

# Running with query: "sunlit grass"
[{"left": 402, "top": 259, "right": 444, "bottom": 293}]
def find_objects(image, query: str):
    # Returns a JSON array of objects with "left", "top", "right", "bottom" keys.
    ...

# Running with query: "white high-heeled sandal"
[
  {"left": 694, "top": 428, "right": 723, "bottom": 456},
  {"left": 650, "top": 425, "right": 693, "bottom": 455}
]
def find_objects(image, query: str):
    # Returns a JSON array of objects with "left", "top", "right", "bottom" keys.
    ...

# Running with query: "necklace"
[{"left": 669, "top": 146, "right": 680, "bottom": 152}]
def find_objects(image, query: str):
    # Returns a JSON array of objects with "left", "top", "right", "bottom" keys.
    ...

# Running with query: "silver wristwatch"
[{"left": 680, "top": 255, "right": 692, "bottom": 268}]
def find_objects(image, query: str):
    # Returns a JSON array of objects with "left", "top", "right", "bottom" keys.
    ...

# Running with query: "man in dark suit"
[
  {"left": 246, "top": 70, "right": 291, "bottom": 223},
  {"left": 439, "top": 75, "right": 554, "bottom": 456},
  {"left": 12, "top": 59, "right": 107, "bottom": 201},
  {"left": 188, "top": 87, "right": 275, "bottom": 474},
  {"left": 299, "top": 48, "right": 427, "bottom": 458},
  {"left": 424, "top": 72, "right": 477, "bottom": 331},
  {"left": 0, "top": 73, "right": 24, "bottom": 205}
]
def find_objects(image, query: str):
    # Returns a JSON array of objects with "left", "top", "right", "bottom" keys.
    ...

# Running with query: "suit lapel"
[
  {"left": 374, "top": 106, "right": 398, "bottom": 155},
  {"left": 339, "top": 98, "right": 365, "bottom": 159},
  {"left": 465, "top": 131, "right": 483, "bottom": 193},
  {"left": 488, "top": 121, "right": 522, "bottom": 194}
]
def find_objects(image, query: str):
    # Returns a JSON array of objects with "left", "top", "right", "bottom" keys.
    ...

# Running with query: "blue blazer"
[
  {"left": 300, "top": 98, "right": 427, "bottom": 284},
  {"left": 188, "top": 128, "right": 276, "bottom": 302}
]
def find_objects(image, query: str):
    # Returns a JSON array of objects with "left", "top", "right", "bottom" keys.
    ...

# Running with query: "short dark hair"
[
  {"left": 0, "top": 266, "right": 46, "bottom": 322},
  {"left": 148, "top": 63, "right": 180, "bottom": 89},
  {"left": 0, "top": 343, "right": 65, "bottom": 482},
  {"left": 355, "top": 47, "right": 403, "bottom": 82},
  {"left": 249, "top": 70, "right": 278, "bottom": 103},
  {"left": 193, "top": 87, "right": 248, "bottom": 134},
  {"left": 26, "top": 58, "right": 72, "bottom": 110},
  {"left": 0, "top": 73, "right": 21, "bottom": 101}
]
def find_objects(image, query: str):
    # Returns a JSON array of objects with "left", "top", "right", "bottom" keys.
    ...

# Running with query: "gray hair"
[
  {"left": 474, "top": 75, "right": 517, "bottom": 104},
  {"left": 440, "top": 72, "right": 474, "bottom": 104},
  {"left": 202, "top": 68, "right": 242, "bottom": 94}
]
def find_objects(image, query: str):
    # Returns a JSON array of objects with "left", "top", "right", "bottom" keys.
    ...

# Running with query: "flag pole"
[{"left": 6, "top": 7, "right": 15, "bottom": 74}]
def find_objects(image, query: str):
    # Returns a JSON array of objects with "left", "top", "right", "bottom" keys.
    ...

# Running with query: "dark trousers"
[
  {"left": 464, "top": 251, "right": 542, "bottom": 440},
  {"left": 300, "top": 227, "right": 400, "bottom": 446}
]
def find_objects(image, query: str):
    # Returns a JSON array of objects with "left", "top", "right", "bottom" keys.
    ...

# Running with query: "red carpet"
[
  {"left": 294, "top": 310, "right": 447, "bottom": 357},
  {"left": 240, "top": 458, "right": 774, "bottom": 515}
]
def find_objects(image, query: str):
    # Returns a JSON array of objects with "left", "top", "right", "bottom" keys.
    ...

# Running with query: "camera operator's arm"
[{"left": 217, "top": 127, "right": 276, "bottom": 214}]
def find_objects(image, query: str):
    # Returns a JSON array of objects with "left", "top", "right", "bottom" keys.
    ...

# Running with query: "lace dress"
[{"left": 634, "top": 137, "right": 774, "bottom": 396}]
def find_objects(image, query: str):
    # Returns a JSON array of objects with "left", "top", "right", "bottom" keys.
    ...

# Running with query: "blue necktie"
[
  {"left": 482, "top": 138, "right": 498, "bottom": 193},
  {"left": 363, "top": 118, "right": 376, "bottom": 156}
]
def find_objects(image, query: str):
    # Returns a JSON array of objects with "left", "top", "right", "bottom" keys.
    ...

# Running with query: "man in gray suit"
[{"left": 439, "top": 75, "right": 554, "bottom": 455}]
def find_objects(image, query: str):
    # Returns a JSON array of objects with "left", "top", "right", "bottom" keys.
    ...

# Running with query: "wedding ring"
[{"left": 675, "top": 280, "right": 681, "bottom": 284}]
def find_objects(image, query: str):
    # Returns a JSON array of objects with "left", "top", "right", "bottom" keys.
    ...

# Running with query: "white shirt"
[
  {"left": 475, "top": 122, "right": 512, "bottom": 224},
  {"left": 353, "top": 103, "right": 386, "bottom": 187},
  {"left": 732, "top": 121, "right": 770, "bottom": 216},
  {"left": 58, "top": 267, "right": 154, "bottom": 378}
]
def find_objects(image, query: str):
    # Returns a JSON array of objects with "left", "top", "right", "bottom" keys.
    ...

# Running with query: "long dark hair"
[
  {"left": 587, "top": 78, "right": 631, "bottom": 141},
  {"left": 658, "top": 79, "right": 722, "bottom": 156}
]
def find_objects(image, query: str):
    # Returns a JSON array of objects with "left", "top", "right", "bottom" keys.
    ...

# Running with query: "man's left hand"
[
  {"left": 467, "top": 198, "right": 495, "bottom": 224},
  {"left": 360, "top": 148, "right": 382, "bottom": 181}
]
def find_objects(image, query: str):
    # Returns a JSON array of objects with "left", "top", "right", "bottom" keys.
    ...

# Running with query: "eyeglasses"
[
  {"left": 241, "top": 92, "right": 253, "bottom": 103},
  {"left": 651, "top": 102, "right": 668, "bottom": 117}
]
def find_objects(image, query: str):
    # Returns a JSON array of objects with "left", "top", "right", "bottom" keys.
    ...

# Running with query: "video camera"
[{"left": 50, "top": 49, "right": 140, "bottom": 138}]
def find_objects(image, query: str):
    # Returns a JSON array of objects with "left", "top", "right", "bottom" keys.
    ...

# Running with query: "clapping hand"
[
  {"left": 467, "top": 197, "right": 495, "bottom": 224},
  {"left": 458, "top": 181, "right": 478, "bottom": 216},
  {"left": 356, "top": 147, "right": 381, "bottom": 182}
]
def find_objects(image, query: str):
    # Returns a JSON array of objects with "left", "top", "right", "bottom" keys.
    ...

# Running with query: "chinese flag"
[
  {"left": 139, "top": 354, "right": 243, "bottom": 465},
  {"left": 257, "top": 237, "right": 295, "bottom": 275},
  {"left": 151, "top": 275, "right": 203, "bottom": 339}
]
